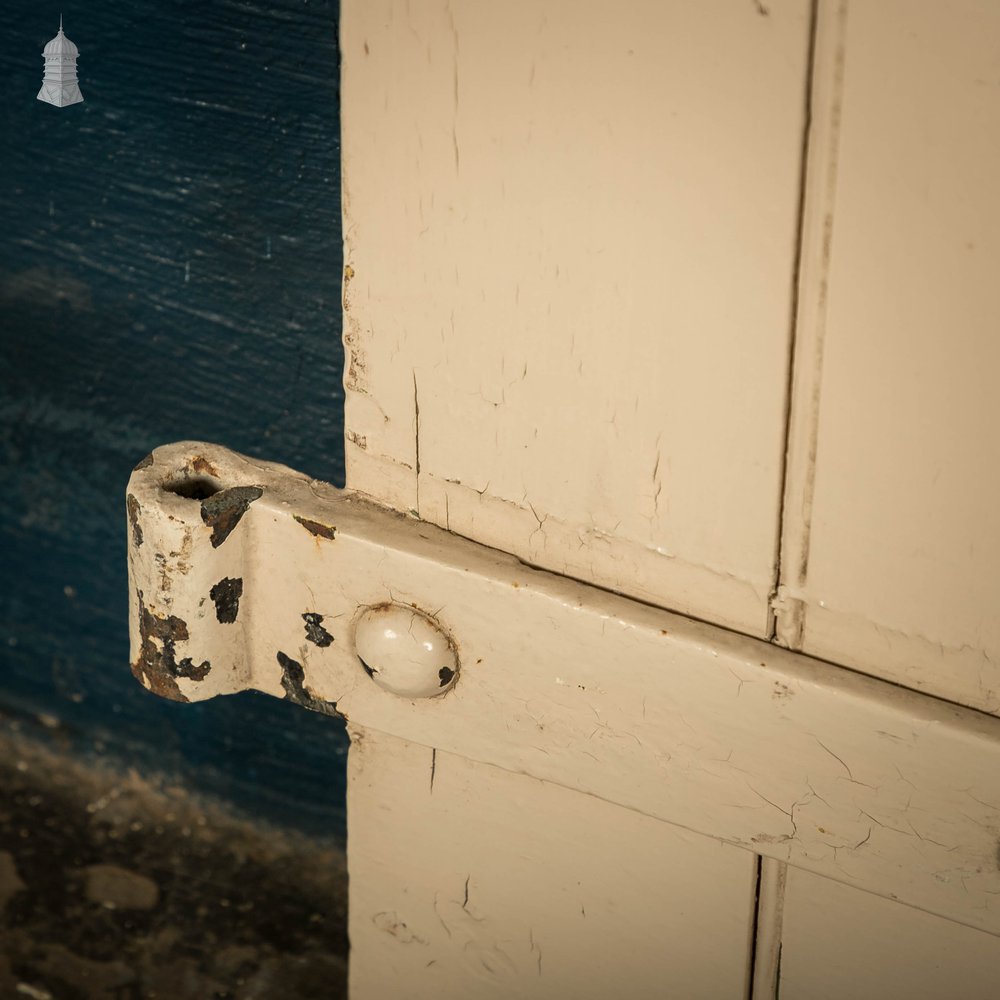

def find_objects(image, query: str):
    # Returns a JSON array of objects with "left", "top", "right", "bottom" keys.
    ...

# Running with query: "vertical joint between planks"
[
  {"left": 749, "top": 858, "right": 789, "bottom": 999},
  {"left": 769, "top": 0, "right": 851, "bottom": 649},
  {"left": 767, "top": 0, "right": 821, "bottom": 643},
  {"left": 413, "top": 369, "right": 421, "bottom": 516},
  {"left": 745, "top": 855, "right": 765, "bottom": 1000}
]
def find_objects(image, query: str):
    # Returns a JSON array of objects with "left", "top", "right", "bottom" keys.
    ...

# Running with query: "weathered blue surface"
[{"left": 0, "top": 1, "right": 348, "bottom": 838}]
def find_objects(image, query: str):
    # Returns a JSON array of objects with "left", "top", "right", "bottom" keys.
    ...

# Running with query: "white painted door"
[{"left": 337, "top": 1, "right": 1000, "bottom": 996}]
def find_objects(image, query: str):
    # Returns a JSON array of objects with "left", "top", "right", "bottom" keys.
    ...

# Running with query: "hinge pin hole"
[{"left": 163, "top": 477, "right": 222, "bottom": 500}]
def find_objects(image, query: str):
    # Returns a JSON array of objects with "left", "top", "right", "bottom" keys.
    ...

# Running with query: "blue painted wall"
[{"left": 0, "top": 2, "right": 349, "bottom": 839}]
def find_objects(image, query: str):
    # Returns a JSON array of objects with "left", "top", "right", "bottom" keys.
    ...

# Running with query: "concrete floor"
[{"left": 0, "top": 713, "right": 348, "bottom": 999}]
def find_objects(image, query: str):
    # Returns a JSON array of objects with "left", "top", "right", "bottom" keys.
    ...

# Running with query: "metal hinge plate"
[{"left": 127, "top": 441, "right": 1000, "bottom": 937}]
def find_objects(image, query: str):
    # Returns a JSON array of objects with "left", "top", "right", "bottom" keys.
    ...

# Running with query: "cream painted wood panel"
[
  {"left": 778, "top": 866, "right": 1000, "bottom": 1000},
  {"left": 328, "top": 1, "right": 1000, "bottom": 995},
  {"left": 340, "top": 0, "right": 814, "bottom": 637},
  {"left": 776, "top": 1, "right": 1000, "bottom": 714},
  {"left": 346, "top": 726, "right": 758, "bottom": 1000}
]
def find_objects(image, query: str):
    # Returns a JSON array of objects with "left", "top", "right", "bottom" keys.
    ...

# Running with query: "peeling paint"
[
  {"left": 200, "top": 486, "right": 264, "bottom": 547},
  {"left": 276, "top": 651, "right": 340, "bottom": 716},
  {"left": 132, "top": 591, "right": 211, "bottom": 702},
  {"left": 210, "top": 577, "right": 244, "bottom": 624},
  {"left": 303, "top": 612, "right": 334, "bottom": 647},
  {"left": 126, "top": 494, "right": 143, "bottom": 547},
  {"left": 294, "top": 515, "right": 336, "bottom": 540}
]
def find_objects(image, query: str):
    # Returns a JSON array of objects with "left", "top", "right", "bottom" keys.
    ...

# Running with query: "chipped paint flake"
[
  {"left": 294, "top": 515, "right": 336, "bottom": 540},
  {"left": 126, "top": 493, "right": 143, "bottom": 547},
  {"left": 276, "top": 651, "right": 340, "bottom": 717},
  {"left": 200, "top": 485, "right": 263, "bottom": 547},
  {"left": 210, "top": 577, "right": 244, "bottom": 624},
  {"left": 303, "top": 612, "right": 334, "bottom": 647},
  {"left": 132, "top": 591, "right": 211, "bottom": 701}
]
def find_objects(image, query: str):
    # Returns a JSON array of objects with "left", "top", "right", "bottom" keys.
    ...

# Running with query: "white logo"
[{"left": 38, "top": 15, "right": 84, "bottom": 108}]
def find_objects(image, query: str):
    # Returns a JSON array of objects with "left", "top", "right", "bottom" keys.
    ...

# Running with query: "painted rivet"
[{"left": 353, "top": 604, "right": 459, "bottom": 698}]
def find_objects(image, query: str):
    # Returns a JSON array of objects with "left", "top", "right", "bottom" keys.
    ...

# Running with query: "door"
[{"left": 337, "top": 0, "right": 1000, "bottom": 994}]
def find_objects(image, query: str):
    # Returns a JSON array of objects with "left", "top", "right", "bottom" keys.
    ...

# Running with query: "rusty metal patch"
[
  {"left": 132, "top": 592, "right": 211, "bottom": 701},
  {"left": 276, "top": 651, "right": 339, "bottom": 717},
  {"left": 191, "top": 455, "right": 219, "bottom": 477},
  {"left": 293, "top": 516, "right": 336, "bottom": 540},
  {"left": 126, "top": 494, "right": 143, "bottom": 547},
  {"left": 210, "top": 577, "right": 243, "bottom": 624},
  {"left": 200, "top": 486, "right": 263, "bottom": 547},
  {"left": 132, "top": 452, "right": 154, "bottom": 472}
]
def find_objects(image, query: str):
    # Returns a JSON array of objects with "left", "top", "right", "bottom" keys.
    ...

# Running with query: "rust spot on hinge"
[
  {"left": 133, "top": 592, "right": 211, "bottom": 701},
  {"left": 210, "top": 577, "right": 243, "bottom": 624},
  {"left": 276, "top": 651, "right": 340, "bottom": 717},
  {"left": 293, "top": 516, "right": 336, "bottom": 540},
  {"left": 201, "top": 486, "right": 263, "bottom": 547},
  {"left": 126, "top": 494, "right": 143, "bottom": 547},
  {"left": 302, "top": 612, "right": 333, "bottom": 647},
  {"left": 132, "top": 452, "right": 154, "bottom": 472},
  {"left": 191, "top": 455, "right": 219, "bottom": 477}
]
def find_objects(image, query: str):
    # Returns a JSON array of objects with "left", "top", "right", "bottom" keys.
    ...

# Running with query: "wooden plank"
[
  {"left": 129, "top": 442, "right": 1000, "bottom": 935},
  {"left": 340, "top": 0, "right": 815, "bottom": 637},
  {"left": 776, "top": 0, "right": 1000, "bottom": 714},
  {"left": 347, "top": 726, "right": 756, "bottom": 1000},
  {"left": 779, "top": 866, "right": 1000, "bottom": 1000}
]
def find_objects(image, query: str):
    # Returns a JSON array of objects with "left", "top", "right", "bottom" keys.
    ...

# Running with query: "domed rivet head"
[{"left": 353, "top": 603, "right": 459, "bottom": 698}]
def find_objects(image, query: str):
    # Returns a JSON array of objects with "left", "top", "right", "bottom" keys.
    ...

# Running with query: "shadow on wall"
[{"left": 0, "top": 0, "right": 348, "bottom": 839}]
